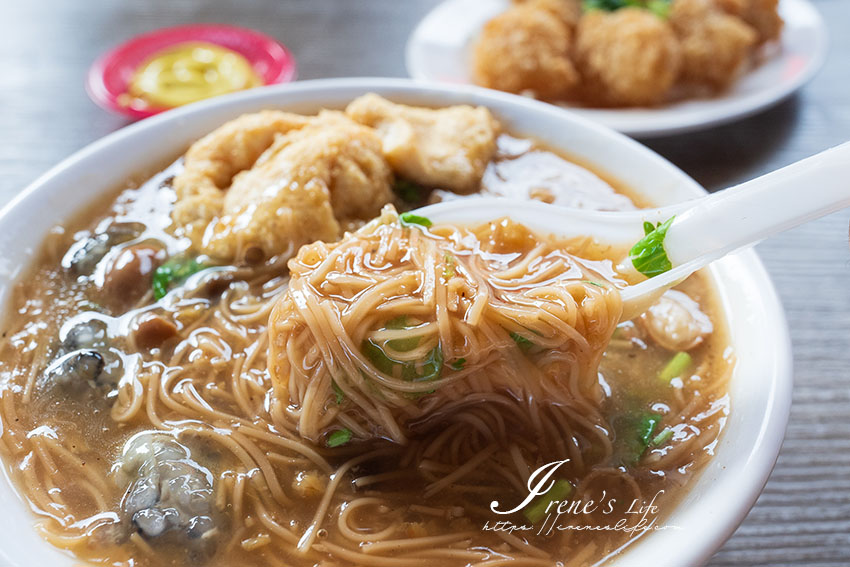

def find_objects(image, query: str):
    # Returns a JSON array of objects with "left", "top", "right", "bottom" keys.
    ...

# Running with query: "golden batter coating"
[
  {"left": 472, "top": 4, "right": 579, "bottom": 102},
  {"left": 717, "top": 0, "right": 783, "bottom": 44},
  {"left": 172, "top": 111, "right": 393, "bottom": 263},
  {"left": 513, "top": 0, "right": 582, "bottom": 28},
  {"left": 346, "top": 94, "right": 499, "bottom": 194},
  {"left": 172, "top": 110, "right": 310, "bottom": 247},
  {"left": 574, "top": 8, "right": 682, "bottom": 107},
  {"left": 671, "top": 0, "right": 758, "bottom": 90}
]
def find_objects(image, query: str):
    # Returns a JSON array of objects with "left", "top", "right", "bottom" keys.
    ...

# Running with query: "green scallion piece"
[
  {"left": 523, "top": 479, "right": 574, "bottom": 523},
  {"left": 326, "top": 428, "right": 352, "bottom": 448},
  {"left": 399, "top": 212, "right": 432, "bottom": 228},
  {"left": 658, "top": 351, "right": 692, "bottom": 382},
  {"left": 510, "top": 332, "right": 534, "bottom": 353},
  {"left": 651, "top": 427, "right": 674, "bottom": 447},
  {"left": 152, "top": 255, "right": 207, "bottom": 300}
]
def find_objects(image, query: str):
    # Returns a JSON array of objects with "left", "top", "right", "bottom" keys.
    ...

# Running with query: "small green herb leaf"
[
  {"left": 510, "top": 332, "right": 534, "bottom": 353},
  {"left": 629, "top": 216, "right": 675, "bottom": 278},
  {"left": 393, "top": 179, "right": 425, "bottom": 204},
  {"left": 384, "top": 316, "right": 422, "bottom": 352},
  {"left": 331, "top": 380, "right": 345, "bottom": 404},
  {"left": 326, "top": 428, "right": 352, "bottom": 448},
  {"left": 153, "top": 255, "right": 207, "bottom": 300},
  {"left": 615, "top": 411, "right": 663, "bottom": 465},
  {"left": 582, "top": 0, "right": 671, "bottom": 18},
  {"left": 646, "top": 0, "right": 672, "bottom": 18},
  {"left": 399, "top": 212, "right": 433, "bottom": 228},
  {"left": 450, "top": 358, "right": 466, "bottom": 371},
  {"left": 524, "top": 479, "right": 573, "bottom": 523},
  {"left": 362, "top": 340, "right": 444, "bottom": 383}
]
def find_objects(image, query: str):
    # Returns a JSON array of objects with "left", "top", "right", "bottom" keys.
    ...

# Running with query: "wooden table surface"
[{"left": 2, "top": 1, "right": 848, "bottom": 565}]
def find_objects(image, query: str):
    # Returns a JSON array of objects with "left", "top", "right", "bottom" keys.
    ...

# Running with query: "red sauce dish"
[{"left": 87, "top": 24, "right": 297, "bottom": 120}]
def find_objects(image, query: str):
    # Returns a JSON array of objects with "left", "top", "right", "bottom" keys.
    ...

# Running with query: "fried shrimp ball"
[
  {"left": 472, "top": 4, "right": 579, "bottom": 101},
  {"left": 671, "top": 0, "right": 757, "bottom": 89},
  {"left": 513, "top": 0, "right": 582, "bottom": 28},
  {"left": 574, "top": 9, "right": 681, "bottom": 107},
  {"left": 717, "top": 0, "right": 783, "bottom": 44}
]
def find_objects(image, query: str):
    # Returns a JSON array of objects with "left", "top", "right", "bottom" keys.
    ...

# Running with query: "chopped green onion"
[
  {"left": 409, "top": 345, "right": 443, "bottom": 383},
  {"left": 651, "top": 427, "right": 674, "bottom": 447},
  {"left": 384, "top": 316, "right": 422, "bottom": 352},
  {"left": 332, "top": 380, "right": 345, "bottom": 404},
  {"left": 153, "top": 255, "right": 207, "bottom": 300},
  {"left": 399, "top": 212, "right": 432, "bottom": 228},
  {"left": 362, "top": 340, "right": 444, "bottom": 383},
  {"left": 629, "top": 216, "right": 675, "bottom": 278},
  {"left": 326, "top": 428, "right": 352, "bottom": 448},
  {"left": 385, "top": 316, "right": 410, "bottom": 329},
  {"left": 638, "top": 413, "right": 662, "bottom": 447},
  {"left": 658, "top": 351, "right": 692, "bottom": 382},
  {"left": 523, "top": 479, "right": 574, "bottom": 523},
  {"left": 616, "top": 411, "right": 663, "bottom": 464},
  {"left": 443, "top": 254, "right": 456, "bottom": 280},
  {"left": 581, "top": 279, "right": 605, "bottom": 288},
  {"left": 393, "top": 179, "right": 425, "bottom": 204},
  {"left": 510, "top": 332, "right": 534, "bottom": 353},
  {"left": 451, "top": 358, "right": 466, "bottom": 370}
]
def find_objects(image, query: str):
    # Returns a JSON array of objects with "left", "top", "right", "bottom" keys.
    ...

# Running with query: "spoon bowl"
[{"left": 420, "top": 141, "right": 850, "bottom": 320}]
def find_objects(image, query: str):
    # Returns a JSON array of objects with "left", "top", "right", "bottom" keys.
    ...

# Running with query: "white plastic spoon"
[{"left": 417, "top": 142, "right": 850, "bottom": 321}]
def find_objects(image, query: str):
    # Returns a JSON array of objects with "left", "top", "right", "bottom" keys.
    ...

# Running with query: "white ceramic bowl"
[{"left": 0, "top": 78, "right": 792, "bottom": 567}]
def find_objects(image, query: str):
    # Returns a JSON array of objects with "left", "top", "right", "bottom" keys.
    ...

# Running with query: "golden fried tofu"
[
  {"left": 472, "top": 4, "right": 579, "bottom": 102},
  {"left": 346, "top": 94, "right": 498, "bottom": 194},
  {"left": 575, "top": 8, "right": 681, "bottom": 107},
  {"left": 172, "top": 110, "right": 311, "bottom": 245},
  {"left": 513, "top": 0, "right": 582, "bottom": 28},
  {"left": 717, "top": 0, "right": 783, "bottom": 44},
  {"left": 671, "top": 0, "right": 758, "bottom": 89},
  {"left": 173, "top": 112, "right": 393, "bottom": 263}
]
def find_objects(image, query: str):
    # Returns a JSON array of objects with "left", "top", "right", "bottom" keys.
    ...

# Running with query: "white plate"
[
  {"left": 0, "top": 79, "right": 791, "bottom": 566},
  {"left": 406, "top": 0, "right": 828, "bottom": 138}
]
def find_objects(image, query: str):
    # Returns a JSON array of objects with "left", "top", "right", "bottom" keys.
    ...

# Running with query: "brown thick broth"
[{"left": 0, "top": 133, "right": 731, "bottom": 567}]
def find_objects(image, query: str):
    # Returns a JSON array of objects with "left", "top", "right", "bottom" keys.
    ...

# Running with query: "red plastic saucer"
[{"left": 86, "top": 24, "right": 297, "bottom": 120}]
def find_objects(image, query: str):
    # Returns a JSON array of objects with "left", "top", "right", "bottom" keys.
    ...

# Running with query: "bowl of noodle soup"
[{"left": 0, "top": 78, "right": 791, "bottom": 567}]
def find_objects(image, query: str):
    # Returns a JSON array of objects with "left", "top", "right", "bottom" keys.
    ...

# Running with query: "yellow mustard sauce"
[{"left": 126, "top": 42, "right": 262, "bottom": 108}]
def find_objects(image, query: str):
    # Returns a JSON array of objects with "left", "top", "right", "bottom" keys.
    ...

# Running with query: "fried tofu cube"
[{"left": 346, "top": 94, "right": 498, "bottom": 194}]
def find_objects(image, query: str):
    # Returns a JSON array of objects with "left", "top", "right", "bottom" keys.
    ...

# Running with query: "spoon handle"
[{"left": 664, "top": 142, "right": 850, "bottom": 268}]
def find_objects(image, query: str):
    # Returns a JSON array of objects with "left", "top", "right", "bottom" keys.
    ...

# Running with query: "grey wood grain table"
[{"left": 2, "top": 1, "right": 848, "bottom": 565}]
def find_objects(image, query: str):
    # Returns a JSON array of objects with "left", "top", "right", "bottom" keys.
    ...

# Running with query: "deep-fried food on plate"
[
  {"left": 575, "top": 8, "right": 681, "bottom": 107},
  {"left": 513, "top": 0, "right": 582, "bottom": 28},
  {"left": 671, "top": 0, "right": 758, "bottom": 89},
  {"left": 472, "top": 0, "right": 783, "bottom": 107},
  {"left": 472, "top": 4, "right": 579, "bottom": 101},
  {"left": 717, "top": 0, "right": 783, "bottom": 44}
]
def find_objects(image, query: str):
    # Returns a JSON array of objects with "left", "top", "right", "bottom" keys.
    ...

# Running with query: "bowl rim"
[{"left": 0, "top": 77, "right": 793, "bottom": 567}]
